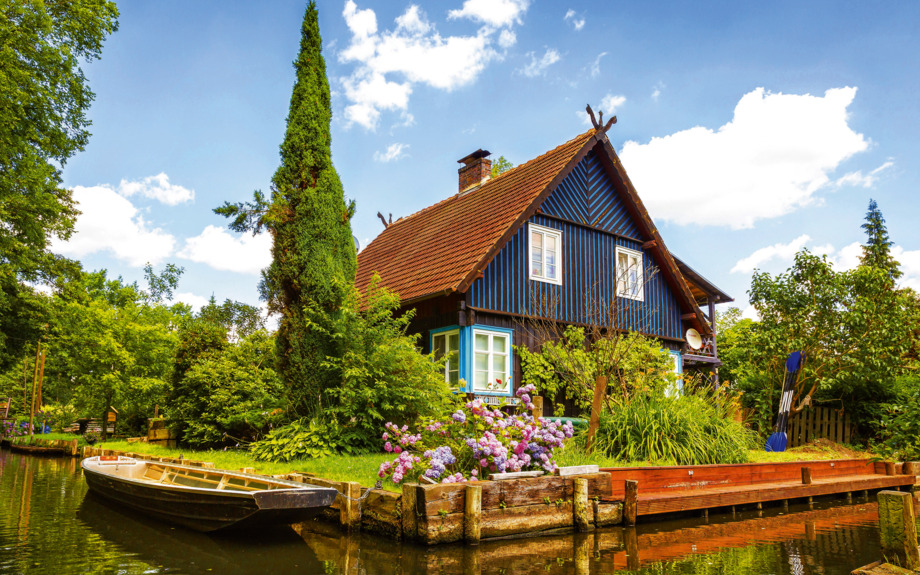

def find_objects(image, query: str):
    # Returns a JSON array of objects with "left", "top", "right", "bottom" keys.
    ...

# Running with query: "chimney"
[{"left": 457, "top": 149, "right": 491, "bottom": 193}]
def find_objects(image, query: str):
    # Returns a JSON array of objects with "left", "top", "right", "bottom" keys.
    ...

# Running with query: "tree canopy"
[
  {"left": 216, "top": 1, "right": 356, "bottom": 417},
  {"left": 0, "top": 0, "right": 118, "bottom": 363}
]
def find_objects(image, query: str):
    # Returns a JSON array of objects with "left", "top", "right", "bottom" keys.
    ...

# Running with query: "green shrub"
[
  {"left": 585, "top": 389, "right": 757, "bottom": 465},
  {"left": 874, "top": 379, "right": 920, "bottom": 460},
  {"left": 249, "top": 418, "right": 359, "bottom": 462}
]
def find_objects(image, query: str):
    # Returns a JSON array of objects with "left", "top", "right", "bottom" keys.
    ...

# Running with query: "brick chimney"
[{"left": 457, "top": 149, "right": 492, "bottom": 193}]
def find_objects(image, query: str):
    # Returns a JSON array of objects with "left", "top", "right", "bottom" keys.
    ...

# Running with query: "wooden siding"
[
  {"left": 541, "top": 150, "right": 643, "bottom": 239},
  {"left": 469, "top": 215, "right": 684, "bottom": 340}
]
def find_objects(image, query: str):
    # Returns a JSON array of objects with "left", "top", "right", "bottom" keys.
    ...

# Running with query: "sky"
[{"left": 55, "top": 0, "right": 920, "bottom": 319}]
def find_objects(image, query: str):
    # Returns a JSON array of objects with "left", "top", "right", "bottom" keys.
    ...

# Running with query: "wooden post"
[
  {"left": 28, "top": 342, "right": 41, "bottom": 435},
  {"left": 401, "top": 483, "right": 418, "bottom": 541},
  {"left": 624, "top": 526, "right": 640, "bottom": 571},
  {"left": 573, "top": 477, "right": 590, "bottom": 532},
  {"left": 877, "top": 490, "right": 920, "bottom": 570},
  {"left": 341, "top": 481, "right": 362, "bottom": 532},
  {"left": 574, "top": 532, "right": 590, "bottom": 575},
  {"left": 532, "top": 396, "right": 543, "bottom": 418},
  {"left": 585, "top": 375, "right": 608, "bottom": 453},
  {"left": 902, "top": 462, "right": 920, "bottom": 476},
  {"left": 801, "top": 467, "right": 812, "bottom": 485},
  {"left": 624, "top": 479, "right": 638, "bottom": 526},
  {"left": 464, "top": 484, "right": 482, "bottom": 544},
  {"left": 885, "top": 462, "right": 896, "bottom": 476}
]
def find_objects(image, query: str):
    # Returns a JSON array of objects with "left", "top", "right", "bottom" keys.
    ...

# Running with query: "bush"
[
  {"left": 177, "top": 331, "right": 286, "bottom": 448},
  {"left": 250, "top": 418, "right": 360, "bottom": 462},
  {"left": 586, "top": 389, "right": 757, "bottom": 465},
  {"left": 377, "top": 385, "right": 575, "bottom": 485},
  {"left": 874, "top": 378, "right": 920, "bottom": 460}
]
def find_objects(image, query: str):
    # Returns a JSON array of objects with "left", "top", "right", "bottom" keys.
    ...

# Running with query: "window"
[
  {"left": 529, "top": 224, "right": 562, "bottom": 284},
  {"left": 616, "top": 246, "right": 644, "bottom": 301},
  {"left": 432, "top": 329, "right": 460, "bottom": 385},
  {"left": 666, "top": 351, "right": 683, "bottom": 397},
  {"left": 472, "top": 329, "right": 511, "bottom": 394}
]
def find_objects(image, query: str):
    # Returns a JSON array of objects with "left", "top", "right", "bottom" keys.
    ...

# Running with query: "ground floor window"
[
  {"left": 472, "top": 328, "right": 511, "bottom": 394},
  {"left": 431, "top": 328, "right": 460, "bottom": 385},
  {"left": 667, "top": 351, "right": 683, "bottom": 396}
]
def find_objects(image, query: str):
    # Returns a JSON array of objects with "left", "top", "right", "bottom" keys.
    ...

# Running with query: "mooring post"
[
  {"left": 574, "top": 478, "right": 591, "bottom": 532},
  {"left": 401, "top": 483, "right": 418, "bottom": 541},
  {"left": 464, "top": 483, "right": 482, "bottom": 544},
  {"left": 574, "top": 532, "right": 591, "bottom": 575},
  {"left": 341, "top": 481, "right": 362, "bottom": 532},
  {"left": 877, "top": 490, "right": 920, "bottom": 570},
  {"left": 624, "top": 480, "right": 639, "bottom": 526},
  {"left": 885, "top": 462, "right": 897, "bottom": 476},
  {"left": 801, "top": 467, "right": 812, "bottom": 485},
  {"left": 532, "top": 396, "right": 544, "bottom": 419}
]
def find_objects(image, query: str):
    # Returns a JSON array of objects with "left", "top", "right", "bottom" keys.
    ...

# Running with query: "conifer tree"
[
  {"left": 860, "top": 199, "right": 902, "bottom": 280},
  {"left": 216, "top": 2, "right": 356, "bottom": 416}
]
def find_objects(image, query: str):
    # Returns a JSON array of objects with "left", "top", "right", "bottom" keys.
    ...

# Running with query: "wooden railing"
[{"left": 787, "top": 406, "right": 854, "bottom": 447}]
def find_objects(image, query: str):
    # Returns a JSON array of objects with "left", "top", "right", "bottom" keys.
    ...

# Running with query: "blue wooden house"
[{"left": 356, "top": 125, "right": 732, "bottom": 405}]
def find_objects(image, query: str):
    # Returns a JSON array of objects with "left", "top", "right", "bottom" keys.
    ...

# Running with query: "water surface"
[{"left": 0, "top": 448, "right": 904, "bottom": 574}]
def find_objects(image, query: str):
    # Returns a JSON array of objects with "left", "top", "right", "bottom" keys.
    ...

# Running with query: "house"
[{"left": 355, "top": 122, "right": 732, "bottom": 406}]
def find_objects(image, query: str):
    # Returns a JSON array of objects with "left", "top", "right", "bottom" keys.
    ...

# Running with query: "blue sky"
[{"left": 56, "top": 0, "right": 920, "bottom": 317}]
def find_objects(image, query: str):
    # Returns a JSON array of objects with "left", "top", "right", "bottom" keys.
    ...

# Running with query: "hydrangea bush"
[{"left": 378, "top": 384, "right": 574, "bottom": 485}]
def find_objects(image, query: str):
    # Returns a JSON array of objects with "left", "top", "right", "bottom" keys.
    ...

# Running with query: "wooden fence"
[{"left": 787, "top": 406, "right": 854, "bottom": 447}]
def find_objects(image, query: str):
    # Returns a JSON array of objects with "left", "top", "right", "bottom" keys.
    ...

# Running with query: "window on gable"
[
  {"left": 616, "top": 246, "right": 644, "bottom": 301},
  {"left": 472, "top": 329, "right": 511, "bottom": 394},
  {"left": 529, "top": 224, "right": 562, "bottom": 285},
  {"left": 432, "top": 330, "right": 459, "bottom": 385}
]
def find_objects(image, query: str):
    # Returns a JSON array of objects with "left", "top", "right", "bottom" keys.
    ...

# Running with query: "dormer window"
[
  {"left": 616, "top": 246, "right": 644, "bottom": 301},
  {"left": 529, "top": 224, "right": 562, "bottom": 285}
]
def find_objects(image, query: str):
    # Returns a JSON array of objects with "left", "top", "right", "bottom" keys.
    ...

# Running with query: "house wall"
[{"left": 468, "top": 150, "right": 685, "bottom": 342}]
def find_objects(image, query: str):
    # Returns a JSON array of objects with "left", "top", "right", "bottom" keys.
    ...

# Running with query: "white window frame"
[
  {"left": 431, "top": 329, "right": 460, "bottom": 385},
  {"left": 666, "top": 351, "right": 683, "bottom": 397},
  {"left": 615, "top": 246, "right": 644, "bottom": 301},
  {"left": 528, "top": 223, "right": 563, "bottom": 285},
  {"left": 471, "top": 328, "right": 512, "bottom": 394}
]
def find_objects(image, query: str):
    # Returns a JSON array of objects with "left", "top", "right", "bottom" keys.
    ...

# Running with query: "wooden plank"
[{"left": 557, "top": 465, "right": 600, "bottom": 477}]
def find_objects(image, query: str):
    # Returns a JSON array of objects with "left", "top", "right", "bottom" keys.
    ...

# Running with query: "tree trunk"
[{"left": 585, "top": 375, "right": 608, "bottom": 453}]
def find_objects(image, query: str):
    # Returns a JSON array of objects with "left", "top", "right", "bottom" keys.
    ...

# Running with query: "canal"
[{"left": 0, "top": 448, "right": 907, "bottom": 574}]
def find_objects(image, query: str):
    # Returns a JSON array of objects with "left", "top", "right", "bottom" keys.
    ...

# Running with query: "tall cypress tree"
[
  {"left": 860, "top": 199, "right": 901, "bottom": 281},
  {"left": 217, "top": 1, "right": 356, "bottom": 416}
]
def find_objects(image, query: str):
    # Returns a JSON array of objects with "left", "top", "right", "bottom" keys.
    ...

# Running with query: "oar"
[{"left": 765, "top": 351, "right": 802, "bottom": 452}]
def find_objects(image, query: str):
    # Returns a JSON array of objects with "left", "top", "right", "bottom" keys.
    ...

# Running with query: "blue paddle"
[{"left": 765, "top": 351, "right": 802, "bottom": 452}]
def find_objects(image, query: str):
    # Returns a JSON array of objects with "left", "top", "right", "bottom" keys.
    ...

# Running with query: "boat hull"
[{"left": 81, "top": 457, "right": 337, "bottom": 532}]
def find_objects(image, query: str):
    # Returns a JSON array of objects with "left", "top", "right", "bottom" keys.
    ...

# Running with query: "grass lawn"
[{"left": 95, "top": 439, "right": 395, "bottom": 490}]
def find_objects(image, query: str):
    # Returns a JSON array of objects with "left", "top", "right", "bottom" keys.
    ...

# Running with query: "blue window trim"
[{"left": 464, "top": 325, "right": 515, "bottom": 397}]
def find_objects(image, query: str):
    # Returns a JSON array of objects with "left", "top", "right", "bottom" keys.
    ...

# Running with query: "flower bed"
[{"left": 378, "top": 385, "right": 575, "bottom": 485}]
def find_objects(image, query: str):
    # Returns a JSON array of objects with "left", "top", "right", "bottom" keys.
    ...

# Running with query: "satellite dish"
[{"left": 685, "top": 328, "right": 703, "bottom": 350}]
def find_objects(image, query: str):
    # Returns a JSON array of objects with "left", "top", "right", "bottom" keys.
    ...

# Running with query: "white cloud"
[
  {"left": 448, "top": 0, "right": 529, "bottom": 27},
  {"left": 564, "top": 9, "right": 585, "bottom": 30},
  {"left": 116, "top": 173, "right": 194, "bottom": 206},
  {"left": 651, "top": 81, "right": 665, "bottom": 102},
  {"left": 374, "top": 142, "right": 409, "bottom": 162},
  {"left": 893, "top": 246, "right": 920, "bottom": 292},
  {"left": 177, "top": 225, "right": 272, "bottom": 275},
  {"left": 519, "top": 48, "right": 560, "bottom": 77},
  {"left": 828, "top": 241, "right": 864, "bottom": 271},
  {"left": 620, "top": 87, "right": 869, "bottom": 229},
  {"left": 590, "top": 52, "right": 607, "bottom": 78},
  {"left": 54, "top": 185, "right": 176, "bottom": 266},
  {"left": 600, "top": 94, "right": 626, "bottom": 116},
  {"left": 731, "top": 234, "right": 811, "bottom": 274},
  {"left": 174, "top": 291, "right": 210, "bottom": 312},
  {"left": 340, "top": 1, "right": 526, "bottom": 129},
  {"left": 834, "top": 161, "right": 894, "bottom": 188}
]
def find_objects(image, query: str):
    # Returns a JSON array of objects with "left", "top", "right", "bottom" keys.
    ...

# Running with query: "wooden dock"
[{"left": 602, "top": 459, "right": 917, "bottom": 519}]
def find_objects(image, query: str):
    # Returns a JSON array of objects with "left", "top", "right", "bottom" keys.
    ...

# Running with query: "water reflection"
[{"left": 0, "top": 448, "right": 904, "bottom": 574}]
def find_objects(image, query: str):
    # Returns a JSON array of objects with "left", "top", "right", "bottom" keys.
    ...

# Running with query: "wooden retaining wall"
[
  {"left": 11, "top": 436, "right": 79, "bottom": 456},
  {"left": 78, "top": 447, "right": 621, "bottom": 543}
]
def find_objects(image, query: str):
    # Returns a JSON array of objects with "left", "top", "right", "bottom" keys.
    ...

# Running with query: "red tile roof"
[{"left": 356, "top": 129, "right": 598, "bottom": 303}]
